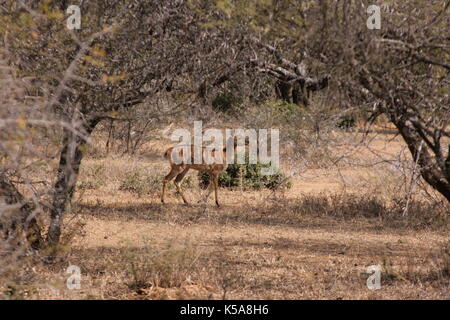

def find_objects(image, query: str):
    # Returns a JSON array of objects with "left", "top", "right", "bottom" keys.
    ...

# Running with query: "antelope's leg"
[
  {"left": 174, "top": 167, "right": 190, "bottom": 204},
  {"left": 213, "top": 173, "right": 220, "bottom": 207},
  {"left": 202, "top": 174, "right": 214, "bottom": 202},
  {"left": 161, "top": 166, "right": 182, "bottom": 203}
]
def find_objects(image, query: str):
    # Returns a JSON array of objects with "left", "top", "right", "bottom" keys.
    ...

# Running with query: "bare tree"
[
  {"left": 327, "top": 1, "right": 450, "bottom": 203},
  {"left": 1, "top": 0, "right": 275, "bottom": 248}
]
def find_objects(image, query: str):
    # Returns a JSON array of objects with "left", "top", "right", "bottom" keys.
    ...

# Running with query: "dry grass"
[{"left": 1, "top": 130, "right": 449, "bottom": 300}]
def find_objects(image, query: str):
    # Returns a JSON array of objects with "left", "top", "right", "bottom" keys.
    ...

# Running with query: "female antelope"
[{"left": 161, "top": 137, "right": 236, "bottom": 207}]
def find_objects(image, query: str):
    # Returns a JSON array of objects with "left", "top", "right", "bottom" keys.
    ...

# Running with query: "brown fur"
[{"left": 161, "top": 145, "right": 230, "bottom": 207}]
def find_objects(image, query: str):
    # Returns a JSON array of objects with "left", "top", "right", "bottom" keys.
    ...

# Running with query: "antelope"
[{"left": 161, "top": 135, "right": 236, "bottom": 207}]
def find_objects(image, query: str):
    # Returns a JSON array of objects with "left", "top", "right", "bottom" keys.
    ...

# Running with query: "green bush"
[
  {"left": 263, "top": 99, "right": 305, "bottom": 123},
  {"left": 212, "top": 89, "right": 242, "bottom": 113},
  {"left": 198, "top": 160, "right": 291, "bottom": 191},
  {"left": 336, "top": 115, "right": 356, "bottom": 130}
]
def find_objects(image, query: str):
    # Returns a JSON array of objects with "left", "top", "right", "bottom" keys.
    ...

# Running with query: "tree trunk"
[
  {"left": 47, "top": 118, "right": 99, "bottom": 246},
  {"left": 0, "top": 174, "right": 42, "bottom": 250},
  {"left": 292, "top": 82, "right": 309, "bottom": 107},
  {"left": 275, "top": 79, "right": 321, "bottom": 107},
  {"left": 445, "top": 145, "right": 450, "bottom": 182},
  {"left": 394, "top": 119, "right": 450, "bottom": 203},
  {"left": 275, "top": 80, "right": 292, "bottom": 103},
  {"left": 106, "top": 119, "right": 114, "bottom": 154}
]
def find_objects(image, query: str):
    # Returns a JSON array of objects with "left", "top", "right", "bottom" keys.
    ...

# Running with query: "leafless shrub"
[
  {"left": 285, "top": 192, "right": 449, "bottom": 229},
  {"left": 123, "top": 243, "right": 201, "bottom": 290}
]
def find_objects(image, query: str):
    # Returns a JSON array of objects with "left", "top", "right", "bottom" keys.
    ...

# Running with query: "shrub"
[
  {"left": 257, "top": 99, "right": 306, "bottom": 126},
  {"left": 198, "top": 161, "right": 291, "bottom": 191},
  {"left": 288, "top": 193, "right": 449, "bottom": 229},
  {"left": 124, "top": 244, "right": 200, "bottom": 290},
  {"left": 336, "top": 115, "right": 356, "bottom": 130},
  {"left": 212, "top": 90, "right": 242, "bottom": 113}
]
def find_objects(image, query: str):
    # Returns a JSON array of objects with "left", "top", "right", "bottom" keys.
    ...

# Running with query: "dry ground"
[{"left": 13, "top": 131, "right": 450, "bottom": 300}]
